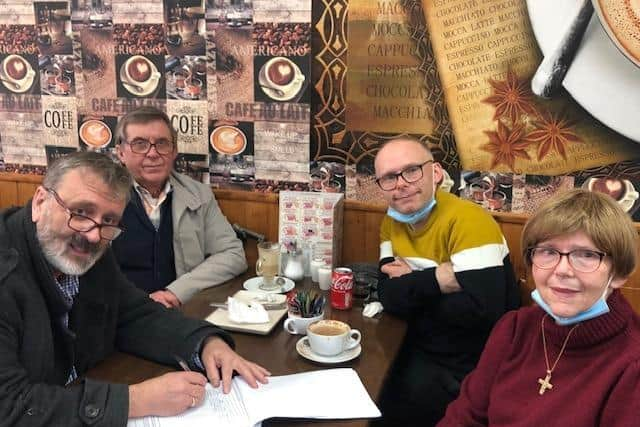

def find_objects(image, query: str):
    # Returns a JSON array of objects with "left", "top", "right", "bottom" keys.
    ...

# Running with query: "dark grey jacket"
[{"left": 0, "top": 203, "right": 233, "bottom": 427}]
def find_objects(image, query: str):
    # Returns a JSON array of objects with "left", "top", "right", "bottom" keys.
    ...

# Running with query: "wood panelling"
[{"left": 2, "top": 172, "right": 640, "bottom": 312}]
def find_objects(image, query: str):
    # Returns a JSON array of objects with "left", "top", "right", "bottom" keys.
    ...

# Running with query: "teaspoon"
[
  {"left": 531, "top": 0, "right": 594, "bottom": 99},
  {"left": 0, "top": 77, "right": 21, "bottom": 90},
  {"left": 260, "top": 84, "right": 286, "bottom": 98}
]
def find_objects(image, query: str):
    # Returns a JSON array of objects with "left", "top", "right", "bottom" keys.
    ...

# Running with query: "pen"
[{"left": 173, "top": 354, "right": 191, "bottom": 372}]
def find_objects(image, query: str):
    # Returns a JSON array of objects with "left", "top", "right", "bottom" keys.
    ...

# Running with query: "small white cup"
[
  {"left": 318, "top": 265, "right": 332, "bottom": 291},
  {"left": 303, "top": 319, "right": 361, "bottom": 357},
  {"left": 283, "top": 312, "right": 324, "bottom": 335}
]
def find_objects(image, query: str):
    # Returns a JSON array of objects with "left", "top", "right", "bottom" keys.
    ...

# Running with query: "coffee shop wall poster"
[{"left": 0, "top": 0, "right": 638, "bottom": 219}]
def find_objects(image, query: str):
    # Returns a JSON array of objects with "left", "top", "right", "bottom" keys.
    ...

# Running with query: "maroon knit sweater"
[{"left": 438, "top": 290, "right": 640, "bottom": 427}]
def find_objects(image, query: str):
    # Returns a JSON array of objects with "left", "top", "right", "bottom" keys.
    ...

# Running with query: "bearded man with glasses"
[
  {"left": 113, "top": 106, "right": 246, "bottom": 308},
  {"left": 372, "top": 138, "right": 520, "bottom": 426},
  {"left": 0, "top": 152, "right": 268, "bottom": 426}
]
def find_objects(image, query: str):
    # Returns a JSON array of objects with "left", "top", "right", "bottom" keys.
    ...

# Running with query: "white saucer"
[
  {"left": 243, "top": 276, "right": 295, "bottom": 294},
  {"left": 296, "top": 337, "right": 361, "bottom": 364},
  {"left": 258, "top": 62, "right": 304, "bottom": 102},
  {"left": 119, "top": 62, "right": 160, "bottom": 97}
]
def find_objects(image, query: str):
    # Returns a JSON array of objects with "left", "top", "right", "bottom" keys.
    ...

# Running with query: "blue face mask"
[
  {"left": 387, "top": 197, "right": 436, "bottom": 225},
  {"left": 531, "top": 276, "right": 613, "bottom": 326}
]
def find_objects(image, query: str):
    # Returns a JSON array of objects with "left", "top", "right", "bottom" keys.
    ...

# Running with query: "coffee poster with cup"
[
  {"left": 0, "top": 53, "right": 40, "bottom": 96},
  {"left": 116, "top": 54, "right": 165, "bottom": 99},
  {"left": 166, "top": 55, "right": 207, "bottom": 101},
  {"left": 78, "top": 114, "right": 116, "bottom": 152},
  {"left": 254, "top": 54, "right": 309, "bottom": 104},
  {"left": 39, "top": 54, "right": 75, "bottom": 97},
  {"left": 209, "top": 119, "right": 255, "bottom": 189}
]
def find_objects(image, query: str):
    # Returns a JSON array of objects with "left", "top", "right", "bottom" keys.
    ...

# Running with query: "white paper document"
[{"left": 127, "top": 368, "right": 380, "bottom": 427}]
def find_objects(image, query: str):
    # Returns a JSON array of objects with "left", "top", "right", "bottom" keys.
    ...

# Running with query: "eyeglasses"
[
  {"left": 528, "top": 247, "right": 607, "bottom": 273},
  {"left": 124, "top": 138, "right": 175, "bottom": 155},
  {"left": 44, "top": 187, "right": 124, "bottom": 241},
  {"left": 375, "top": 160, "right": 434, "bottom": 191}
]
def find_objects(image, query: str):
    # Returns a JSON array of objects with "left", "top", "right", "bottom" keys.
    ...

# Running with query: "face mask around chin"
[
  {"left": 531, "top": 276, "right": 613, "bottom": 326},
  {"left": 387, "top": 197, "right": 436, "bottom": 225}
]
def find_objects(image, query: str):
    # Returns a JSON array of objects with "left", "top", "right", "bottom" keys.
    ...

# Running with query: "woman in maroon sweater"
[{"left": 438, "top": 189, "right": 640, "bottom": 427}]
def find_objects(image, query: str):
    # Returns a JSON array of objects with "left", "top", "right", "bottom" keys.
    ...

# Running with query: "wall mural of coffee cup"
[
  {"left": 116, "top": 54, "right": 164, "bottom": 98},
  {"left": 210, "top": 125, "right": 247, "bottom": 156},
  {"left": 254, "top": 55, "right": 309, "bottom": 103},
  {"left": 584, "top": 176, "right": 640, "bottom": 212},
  {"left": 0, "top": 54, "right": 38, "bottom": 94},
  {"left": 79, "top": 119, "right": 112, "bottom": 149},
  {"left": 593, "top": 0, "right": 640, "bottom": 68}
]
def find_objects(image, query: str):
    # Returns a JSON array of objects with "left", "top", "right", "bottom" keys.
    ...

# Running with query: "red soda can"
[{"left": 330, "top": 267, "right": 354, "bottom": 310}]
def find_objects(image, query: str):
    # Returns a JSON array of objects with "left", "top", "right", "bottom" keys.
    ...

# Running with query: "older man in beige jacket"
[{"left": 112, "top": 107, "right": 247, "bottom": 307}]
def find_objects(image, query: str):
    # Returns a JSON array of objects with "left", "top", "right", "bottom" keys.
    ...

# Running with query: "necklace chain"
[{"left": 538, "top": 315, "right": 580, "bottom": 395}]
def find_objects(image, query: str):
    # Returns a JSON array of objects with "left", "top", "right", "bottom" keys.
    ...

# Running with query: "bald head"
[{"left": 375, "top": 138, "right": 433, "bottom": 173}]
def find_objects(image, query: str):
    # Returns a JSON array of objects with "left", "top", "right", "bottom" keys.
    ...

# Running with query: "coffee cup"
[
  {"left": 588, "top": 177, "right": 627, "bottom": 201},
  {"left": 210, "top": 125, "right": 247, "bottom": 155},
  {"left": 593, "top": 0, "right": 640, "bottom": 67},
  {"left": 256, "top": 241, "right": 280, "bottom": 291},
  {"left": 483, "top": 190, "right": 506, "bottom": 211},
  {"left": 45, "top": 68, "right": 59, "bottom": 86},
  {"left": 124, "top": 55, "right": 159, "bottom": 86},
  {"left": 283, "top": 311, "right": 324, "bottom": 335},
  {"left": 304, "top": 320, "right": 361, "bottom": 357},
  {"left": 3, "top": 55, "right": 33, "bottom": 82},
  {"left": 184, "top": 77, "right": 202, "bottom": 97},
  {"left": 263, "top": 56, "right": 305, "bottom": 94},
  {"left": 173, "top": 68, "right": 190, "bottom": 89},
  {"left": 470, "top": 180, "right": 491, "bottom": 202},
  {"left": 79, "top": 120, "right": 112, "bottom": 148},
  {"left": 55, "top": 74, "right": 71, "bottom": 93}
]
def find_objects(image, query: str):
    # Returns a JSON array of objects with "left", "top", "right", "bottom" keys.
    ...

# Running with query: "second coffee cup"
[
  {"left": 303, "top": 319, "right": 361, "bottom": 356},
  {"left": 283, "top": 311, "right": 324, "bottom": 335}
]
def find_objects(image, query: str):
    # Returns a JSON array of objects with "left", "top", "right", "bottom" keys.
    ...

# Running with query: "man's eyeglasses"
[
  {"left": 528, "top": 247, "right": 607, "bottom": 273},
  {"left": 124, "top": 138, "right": 175, "bottom": 155},
  {"left": 375, "top": 160, "right": 434, "bottom": 191},
  {"left": 45, "top": 187, "right": 124, "bottom": 241}
]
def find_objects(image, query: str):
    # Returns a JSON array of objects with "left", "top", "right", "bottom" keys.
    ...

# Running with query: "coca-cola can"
[{"left": 330, "top": 267, "right": 354, "bottom": 310}]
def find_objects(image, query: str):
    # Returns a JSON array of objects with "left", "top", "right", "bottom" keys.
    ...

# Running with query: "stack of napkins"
[{"left": 227, "top": 297, "right": 270, "bottom": 324}]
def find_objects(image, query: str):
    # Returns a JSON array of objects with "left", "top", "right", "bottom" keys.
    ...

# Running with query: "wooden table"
[{"left": 86, "top": 273, "right": 407, "bottom": 426}]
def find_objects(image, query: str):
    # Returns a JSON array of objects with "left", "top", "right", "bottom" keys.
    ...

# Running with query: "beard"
[{"left": 37, "top": 216, "right": 107, "bottom": 276}]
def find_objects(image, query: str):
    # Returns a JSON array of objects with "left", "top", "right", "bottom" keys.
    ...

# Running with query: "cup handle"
[
  {"left": 345, "top": 329, "right": 361, "bottom": 350},
  {"left": 283, "top": 318, "right": 298, "bottom": 334}
]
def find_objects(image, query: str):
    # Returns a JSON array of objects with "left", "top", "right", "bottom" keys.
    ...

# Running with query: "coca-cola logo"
[{"left": 332, "top": 276, "right": 353, "bottom": 291}]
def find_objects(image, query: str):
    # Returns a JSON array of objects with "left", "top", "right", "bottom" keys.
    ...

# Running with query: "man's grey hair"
[
  {"left": 114, "top": 106, "right": 177, "bottom": 146},
  {"left": 43, "top": 151, "right": 133, "bottom": 203}
]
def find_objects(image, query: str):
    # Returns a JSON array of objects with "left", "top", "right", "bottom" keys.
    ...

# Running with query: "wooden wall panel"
[{"left": 0, "top": 180, "right": 18, "bottom": 209}]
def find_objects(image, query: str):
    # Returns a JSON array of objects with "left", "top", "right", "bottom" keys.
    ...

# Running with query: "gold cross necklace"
[{"left": 538, "top": 315, "right": 580, "bottom": 395}]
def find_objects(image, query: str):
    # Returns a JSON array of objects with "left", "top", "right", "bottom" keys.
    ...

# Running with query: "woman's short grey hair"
[
  {"left": 114, "top": 106, "right": 177, "bottom": 146},
  {"left": 43, "top": 151, "right": 132, "bottom": 203}
]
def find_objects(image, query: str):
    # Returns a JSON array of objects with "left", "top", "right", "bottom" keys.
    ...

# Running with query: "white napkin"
[
  {"left": 363, "top": 302, "right": 384, "bottom": 318},
  {"left": 227, "top": 296, "right": 269, "bottom": 324}
]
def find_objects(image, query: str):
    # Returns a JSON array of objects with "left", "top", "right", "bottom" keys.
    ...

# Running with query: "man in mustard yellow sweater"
[{"left": 372, "top": 138, "right": 519, "bottom": 426}]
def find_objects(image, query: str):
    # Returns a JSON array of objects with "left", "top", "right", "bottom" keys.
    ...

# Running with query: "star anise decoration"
[
  {"left": 524, "top": 112, "right": 583, "bottom": 161},
  {"left": 481, "top": 121, "right": 532, "bottom": 171},
  {"left": 482, "top": 69, "right": 538, "bottom": 124}
]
